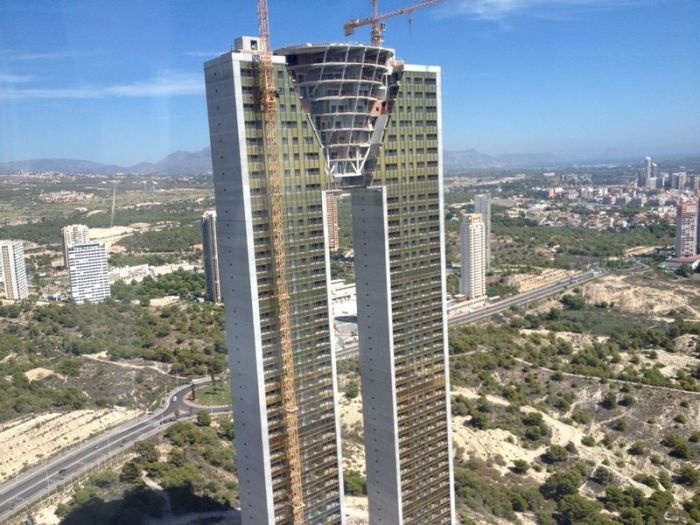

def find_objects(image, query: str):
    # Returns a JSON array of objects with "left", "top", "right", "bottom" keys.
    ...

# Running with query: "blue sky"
[{"left": 1, "top": 0, "right": 699, "bottom": 165}]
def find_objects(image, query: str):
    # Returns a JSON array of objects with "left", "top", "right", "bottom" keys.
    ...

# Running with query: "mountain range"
[
  {"left": 0, "top": 147, "right": 214, "bottom": 176},
  {"left": 1, "top": 147, "right": 643, "bottom": 175}
]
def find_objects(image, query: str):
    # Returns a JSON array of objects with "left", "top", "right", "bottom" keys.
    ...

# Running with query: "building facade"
[
  {"left": 61, "top": 224, "right": 90, "bottom": 268},
  {"left": 201, "top": 210, "right": 223, "bottom": 303},
  {"left": 675, "top": 199, "right": 698, "bottom": 258},
  {"left": 473, "top": 194, "right": 491, "bottom": 271},
  {"left": 67, "top": 242, "right": 110, "bottom": 304},
  {"left": 459, "top": 213, "right": 486, "bottom": 299},
  {"left": 0, "top": 240, "right": 29, "bottom": 300},
  {"left": 326, "top": 193, "right": 340, "bottom": 252},
  {"left": 205, "top": 38, "right": 454, "bottom": 525}
]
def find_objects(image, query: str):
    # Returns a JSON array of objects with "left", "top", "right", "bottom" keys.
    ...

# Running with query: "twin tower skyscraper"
[{"left": 205, "top": 37, "right": 455, "bottom": 524}]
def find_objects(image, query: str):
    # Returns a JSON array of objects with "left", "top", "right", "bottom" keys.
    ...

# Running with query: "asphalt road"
[
  {"left": 0, "top": 378, "right": 229, "bottom": 522},
  {"left": 337, "top": 269, "right": 602, "bottom": 357}
]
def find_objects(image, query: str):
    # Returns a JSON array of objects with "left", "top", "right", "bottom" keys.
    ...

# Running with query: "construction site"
[{"left": 205, "top": 0, "right": 453, "bottom": 523}]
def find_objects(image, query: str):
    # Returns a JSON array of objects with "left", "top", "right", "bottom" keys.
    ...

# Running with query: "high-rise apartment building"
[
  {"left": 67, "top": 242, "right": 110, "bottom": 304},
  {"left": 205, "top": 37, "right": 454, "bottom": 524},
  {"left": 473, "top": 194, "right": 491, "bottom": 271},
  {"left": 0, "top": 240, "right": 29, "bottom": 300},
  {"left": 61, "top": 224, "right": 90, "bottom": 267},
  {"left": 326, "top": 193, "right": 340, "bottom": 252},
  {"left": 459, "top": 214, "right": 486, "bottom": 300},
  {"left": 201, "top": 210, "right": 223, "bottom": 303},
  {"left": 675, "top": 199, "right": 698, "bottom": 258}
]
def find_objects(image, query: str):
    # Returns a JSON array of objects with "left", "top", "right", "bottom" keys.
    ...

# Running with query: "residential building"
[
  {"left": 474, "top": 193, "right": 491, "bottom": 270},
  {"left": 61, "top": 224, "right": 90, "bottom": 268},
  {"left": 0, "top": 240, "right": 29, "bottom": 300},
  {"left": 675, "top": 199, "right": 698, "bottom": 257},
  {"left": 205, "top": 37, "right": 454, "bottom": 525},
  {"left": 326, "top": 192, "right": 340, "bottom": 252},
  {"left": 201, "top": 210, "right": 223, "bottom": 303},
  {"left": 67, "top": 242, "right": 110, "bottom": 303},
  {"left": 459, "top": 214, "right": 486, "bottom": 299}
]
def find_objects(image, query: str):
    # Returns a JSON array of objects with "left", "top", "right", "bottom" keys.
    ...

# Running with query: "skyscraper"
[
  {"left": 201, "top": 210, "right": 223, "bottom": 303},
  {"left": 205, "top": 37, "right": 454, "bottom": 524},
  {"left": 0, "top": 240, "right": 29, "bottom": 300},
  {"left": 675, "top": 199, "right": 698, "bottom": 258},
  {"left": 61, "top": 224, "right": 90, "bottom": 268},
  {"left": 67, "top": 242, "right": 110, "bottom": 304},
  {"left": 474, "top": 193, "right": 491, "bottom": 271},
  {"left": 459, "top": 214, "right": 486, "bottom": 300},
  {"left": 640, "top": 155, "right": 652, "bottom": 187},
  {"left": 325, "top": 193, "right": 340, "bottom": 252}
]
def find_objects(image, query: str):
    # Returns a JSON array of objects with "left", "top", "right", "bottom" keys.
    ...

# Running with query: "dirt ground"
[{"left": 583, "top": 274, "right": 699, "bottom": 318}]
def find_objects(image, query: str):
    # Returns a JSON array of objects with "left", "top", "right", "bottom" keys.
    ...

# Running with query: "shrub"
[
  {"left": 196, "top": 410, "right": 212, "bottom": 427},
  {"left": 678, "top": 464, "right": 700, "bottom": 486},
  {"left": 540, "top": 470, "right": 583, "bottom": 501},
  {"left": 344, "top": 470, "right": 367, "bottom": 495},
  {"left": 591, "top": 466, "right": 615, "bottom": 485},
  {"left": 512, "top": 459, "right": 529, "bottom": 474},
  {"left": 543, "top": 445, "right": 568, "bottom": 464},
  {"left": 627, "top": 441, "right": 646, "bottom": 456},
  {"left": 344, "top": 380, "right": 359, "bottom": 400},
  {"left": 600, "top": 392, "right": 617, "bottom": 409}
]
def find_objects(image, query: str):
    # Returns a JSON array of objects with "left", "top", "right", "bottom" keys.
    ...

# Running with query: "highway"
[
  {"left": 337, "top": 268, "right": 601, "bottom": 357},
  {"left": 0, "top": 378, "right": 229, "bottom": 523}
]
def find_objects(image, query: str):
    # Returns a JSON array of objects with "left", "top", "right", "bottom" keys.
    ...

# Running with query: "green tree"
[
  {"left": 344, "top": 470, "right": 367, "bottom": 496},
  {"left": 196, "top": 410, "right": 212, "bottom": 427},
  {"left": 344, "top": 380, "right": 359, "bottom": 400},
  {"left": 120, "top": 462, "right": 142, "bottom": 483}
]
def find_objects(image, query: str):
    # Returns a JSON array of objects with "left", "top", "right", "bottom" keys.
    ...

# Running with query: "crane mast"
[
  {"left": 344, "top": 0, "right": 444, "bottom": 46},
  {"left": 255, "top": 0, "right": 305, "bottom": 522}
]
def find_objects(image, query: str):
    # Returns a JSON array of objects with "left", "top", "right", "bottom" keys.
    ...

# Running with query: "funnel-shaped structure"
[{"left": 277, "top": 44, "right": 402, "bottom": 187}]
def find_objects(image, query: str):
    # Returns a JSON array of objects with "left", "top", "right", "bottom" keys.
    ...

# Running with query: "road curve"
[{"left": 0, "top": 378, "right": 229, "bottom": 522}]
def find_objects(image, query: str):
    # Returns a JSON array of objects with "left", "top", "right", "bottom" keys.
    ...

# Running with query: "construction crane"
[
  {"left": 255, "top": 0, "right": 305, "bottom": 522},
  {"left": 344, "top": 0, "right": 444, "bottom": 46}
]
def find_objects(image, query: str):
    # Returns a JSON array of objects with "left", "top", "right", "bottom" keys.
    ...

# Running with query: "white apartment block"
[
  {"left": 0, "top": 240, "right": 29, "bottom": 300},
  {"left": 460, "top": 213, "right": 486, "bottom": 299},
  {"left": 61, "top": 224, "right": 90, "bottom": 267},
  {"left": 67, "top": 242, "right": 110, "bottom": 304}
]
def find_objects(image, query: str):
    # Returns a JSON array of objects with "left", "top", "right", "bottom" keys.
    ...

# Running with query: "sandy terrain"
[
  {"left": 338, "top": 395, "right": 366, "bottom": 477},
  {"left": 0, "top": 408, "right": 140, "bottom": 483},
  {"left": 24, "top": 367, "right": 64, "bottom": 382},
  {"left": 520, "top": 329, "right": 607, "bottom": 351},
  {"left": 583, "top": 274, "right": 696, "bottom": 317}
]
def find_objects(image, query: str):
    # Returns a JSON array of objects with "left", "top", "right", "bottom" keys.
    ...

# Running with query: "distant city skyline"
[{"left": 1, "top": 0, "right": 699, "bottom": 165}]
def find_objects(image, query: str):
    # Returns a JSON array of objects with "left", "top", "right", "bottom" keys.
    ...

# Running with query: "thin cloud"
[
  {"left": 0, "top": 73, "right": 34, "bottom": 83},
  {"left": 2, "top": 71, "right": 203, "bottom": 100},
  {"left": 451, "top": 0, "right": 659, "bottom": 20},
  {"left": 0, "top": 49, "right": 100, "bottom": 61}
]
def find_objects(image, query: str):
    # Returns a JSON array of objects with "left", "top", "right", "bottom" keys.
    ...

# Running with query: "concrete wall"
[{"left": 351, "top": 187, "right": 403, "bottom": 524}]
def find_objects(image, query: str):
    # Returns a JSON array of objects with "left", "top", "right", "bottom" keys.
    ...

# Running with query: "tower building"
[
  {"left": 675, "top": 199, "right": 698, "bottom": 258},
  {"left": 67, "top": 242, "right": 110, "bottom": 304},
  {"left": 459, "top": 213, "right": 486, "bottom": 300},
  {"left": 205, "top": 37, "right": 454, "bottom": 525},
  {"left": 0, "top": 240, "right": 29, "bottom": 300},
  {"left": 473, "top": 194, "right": 491, "bottom": 271},
  {"left": 201, "top": 210, "right": 223, "bottom": 303},
  {"left": 326, "top": 193, "right": 340, "bottom": 252},
  {"left": 61, "top": 224, "right": 90, "bottom": 268}
]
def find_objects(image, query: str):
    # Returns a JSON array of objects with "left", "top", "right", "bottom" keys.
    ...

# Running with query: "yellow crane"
[
  {"left": 344, "top": 0, "right": 445, "bottom": 46},
  {"left": 255, "top": 0, "right": 305, "bottom": 522}
]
